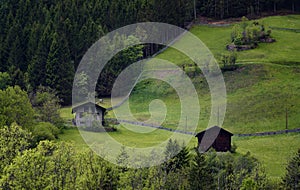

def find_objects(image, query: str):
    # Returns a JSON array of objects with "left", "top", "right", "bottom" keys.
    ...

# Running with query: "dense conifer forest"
[{"left": 0, "top": 0, "right": 298, "bottom": 104}]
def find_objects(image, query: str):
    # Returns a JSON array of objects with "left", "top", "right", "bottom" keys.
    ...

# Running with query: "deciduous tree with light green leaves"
[
  {"left": 0, "top": 123, "right": 32, "bottom": 175},
  {"left": 0, "top": 72, "right": 11, "bottom": 90},
  {"left": 0, "top": 86, "right": 34, "bottom": 128},
  {"left": 0, "top": 141, "right": 119, "bottom": 190},
  {"left": 31, "top": 86, "right": 64, "bottom": 128}
]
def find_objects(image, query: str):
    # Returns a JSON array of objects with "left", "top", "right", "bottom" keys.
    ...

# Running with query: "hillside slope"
[
  {"left": 60, "top": 15, "right": 300, "bottom": 179},
  {"left": 134, "top": 15, "right": 300, "bottom": 134},
  {"left": 122, "top": 15, "right": 300, "bottom": 178}
]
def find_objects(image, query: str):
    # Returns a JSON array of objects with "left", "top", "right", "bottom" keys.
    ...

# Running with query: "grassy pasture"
[
  {"left": 157, "top": 15, "right": 300, "bottom": 65},
  {"left": 235, "top": 133, "right": 300, "bottom": 179},
  {"left": 59, "top": 15, "right": 300, "bottom": 179},
  {"left": 58, "top": 126, "right": 299, "bottom": 179}
]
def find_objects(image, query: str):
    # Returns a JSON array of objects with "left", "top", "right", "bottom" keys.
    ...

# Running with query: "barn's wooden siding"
[{"left": 196, "top": 126, "right": 233, "bottom": 152}]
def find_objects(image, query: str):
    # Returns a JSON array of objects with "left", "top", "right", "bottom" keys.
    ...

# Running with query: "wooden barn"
[
  {"left": 72, "top": 101, "right": 106, "bottom": 127},
  {"left": 195, "top": 126, "right": 233, "bottom": 152}
]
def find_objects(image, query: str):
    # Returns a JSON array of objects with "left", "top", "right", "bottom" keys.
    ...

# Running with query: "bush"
[
  {"left": 230, "top": 143, "right": 237, "bottom": 153},
  {"left": 221, "top": 52, "right": 237, "bottom": 71},
  {"left": 31, "top": 122, "right": 60, "bottom": 144},
  {"left": 0, "top": 123, "right": 32, "bottom": 173},
  {"left": 0, "top": 72, "right": 11, "bottom": 90},
  {"left": 0, "top": 86, "right": 35, "bottom": 129},
  {"left": 30, "top": 86, "right": 64, "bottom": 129},
  {"left": 229, "top": 18, "right": 275, "bottom": 50}
]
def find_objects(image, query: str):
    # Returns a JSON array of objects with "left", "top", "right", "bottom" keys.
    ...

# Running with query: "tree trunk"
[
  {"left": 194, "top": 0, "right": 197, "bottom": 20},
  {"left": 226, "top": 0, "right": 229, "bottom": 16},
  {"left": 257, "top": 0, "right": 260, "bottom": 15},
  {"left": 215, "top": 0, "right": 217, "bottom": 18},
  {"left": 220, "top": 0, "right": 224, "bottom": 19}
]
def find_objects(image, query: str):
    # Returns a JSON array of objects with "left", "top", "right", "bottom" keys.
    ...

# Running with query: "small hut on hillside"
[
  {"left": 72, "top": 101, "right": 106, "bottom": 127},
  {"left": 195, "top": 126, "right": 233, "bottom": 152}
]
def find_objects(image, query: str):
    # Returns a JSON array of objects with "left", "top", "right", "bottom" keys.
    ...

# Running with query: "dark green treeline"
[{"left": 0, "top": 0, "right": 298, "bottom": 104}]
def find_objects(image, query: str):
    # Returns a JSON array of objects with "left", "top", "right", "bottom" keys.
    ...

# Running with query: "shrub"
[
  {"left": 30, "top": 86, "right": 64, "bottom": 129},
  {"left": 229, "top": 18, "right": 275, "bottom": 50},
  {"left": 0, "top": 86, "right": 35, "bottom": 129},
  {"left": 0, "top": 123, "right": 32, "bottom": 173},
  {"left": 230, "top": 143, "right": 237, "bottom": 153},
  {"left": 221, "top": 52, "right": 237, "bottom": 71},
  {"left": 31, "top": 122, "right": 60, "bottom": 144}
]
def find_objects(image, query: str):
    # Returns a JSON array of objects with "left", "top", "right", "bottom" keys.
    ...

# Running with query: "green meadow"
[
  {"left": 158, "top": 15, "right": 300, "bottom": 65},
  {"left": 235, "top": 133, "right": 300, "bottom": 179},
  {"left": 59, "top": 15, "right": 300, "bottom": 179}
]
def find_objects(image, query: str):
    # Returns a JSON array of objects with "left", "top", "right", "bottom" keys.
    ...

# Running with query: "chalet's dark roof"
[
  {"left": 72, "top": 101, "right": 106, "bottom": 113},
  {"left": 195, "top": 126, "right": 233, "bottom": 137}
]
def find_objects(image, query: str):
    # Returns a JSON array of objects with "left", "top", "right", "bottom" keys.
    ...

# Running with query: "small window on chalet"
[{"left": 84, "top": 106, "right": 89, "bottom": 112}]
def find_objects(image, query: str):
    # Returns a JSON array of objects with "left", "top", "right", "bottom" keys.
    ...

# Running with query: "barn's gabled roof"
[
  {"left": 72, "top": 101, "right": 106, "bottom": 113},
  {"left": 195, "top": 126, "right": 233, "bottom": 137}
]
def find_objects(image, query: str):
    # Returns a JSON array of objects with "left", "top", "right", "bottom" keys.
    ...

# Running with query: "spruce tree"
[
  {"left": 7, "top": 34, "right": 26, "bottom": 71},
  {"left": 28, "top": 22, "right": 53, "bottom": 89},
  {"left": 2, "top": 21, "right": 21, "bottom": 71},
  {"left": 282, "top": 149, "right": 300, "bottom": 189},
  {"left": 189, "top": 149, "right": 215, "bottom": 190},
  {"left": 46, "top": 32, "right": 74, "bottom": 105}
]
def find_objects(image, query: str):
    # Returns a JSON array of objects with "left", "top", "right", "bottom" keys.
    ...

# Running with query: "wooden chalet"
[
  {"left": 195, "top": 126, "right": 233, "bottom": 152},
  {"left": 72, "top": 101, "right": 106, "bottom": 127}
]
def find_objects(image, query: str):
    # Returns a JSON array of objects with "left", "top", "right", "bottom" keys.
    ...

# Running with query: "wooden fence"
[
  {"left": 106, "top": 118, "right": 196, "bottom": 135},
  {"left": 107, "top": 118, "right": 300, "bottom": 137},
  {"left": 235, "top": 128, "right": 300, "bottom": 137}
]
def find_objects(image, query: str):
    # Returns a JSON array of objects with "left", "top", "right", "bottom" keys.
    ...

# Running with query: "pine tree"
[
  {"left": 8, "top": 66, "right": 27, "bottom": 90},
  {"left": 28, "top": 22, "right": 53, "bottom": 89},
  {"left": 2, "top": 21, "right": 21, "bottom": 71},
  {"left": 26, "top": 23, "right": 42, "bottom": 69},
  {"left": 282, "top": 149, "right": 300, "bottom": 189},
  {"left": 116, "top": 146, "right": 129, "bottom": 168},
  {"left": 189, "top": 149, "right": 215, "bottom": 190},
  {"left": 7, "top": 34, "right": 26, "bottom": 71},
  {"left": 96, "top": 34, "right": 143, "bottom": 96},
  {"left": 46, "top": 32, "right": 74, "bottom": 105},
  {"left": 164, "top": 142, "right": 190, "bottom": 174}
]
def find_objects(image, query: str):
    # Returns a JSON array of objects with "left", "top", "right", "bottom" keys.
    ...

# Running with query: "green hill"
[
  {"left": 128, "top": 15, "right": 300, "bottom": 134},
  {"left": 60, "top": 15, "right": 300, "bottom": 179},
  {"left": 118, "top": 15, "right": 300, "bottom": 179}
]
